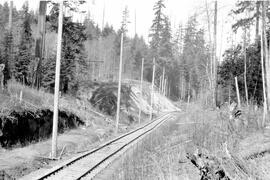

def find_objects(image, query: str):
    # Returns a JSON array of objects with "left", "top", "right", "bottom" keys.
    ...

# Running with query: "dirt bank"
[{"left": 0, "top": 109, "right": 84, "bottom": 148}]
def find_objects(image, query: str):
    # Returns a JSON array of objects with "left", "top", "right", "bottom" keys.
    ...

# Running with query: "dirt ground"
[{"left": 0, "top": 114, "right": 144, "bottom": 179}]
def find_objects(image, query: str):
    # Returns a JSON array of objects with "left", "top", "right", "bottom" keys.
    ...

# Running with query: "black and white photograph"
[{"left": 0, "top": 0, "right": 269, "bottom": 179}]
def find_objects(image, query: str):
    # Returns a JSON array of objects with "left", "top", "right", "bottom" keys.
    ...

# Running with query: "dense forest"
[{"left": 1, "top": 0, "right": 270, "bottom": 108}]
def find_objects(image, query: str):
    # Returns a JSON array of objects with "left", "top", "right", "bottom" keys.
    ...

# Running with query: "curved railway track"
[{"left": 20, "top": 112, "right": 178, "bottom": 180}]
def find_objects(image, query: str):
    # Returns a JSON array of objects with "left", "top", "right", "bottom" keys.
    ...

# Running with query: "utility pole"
[
  {"left": 263, "top": 1, "right": 270, "bottom": 110},
  {"left": 102, "top": 1, "right": 105, "bottom": 30},
  {"left": 138, "top": 58, "right": 144, "bottom": 124},
  {"left": 243, "top": 26, "right": 248, "bottom": 105},
  {"left": 149, "top": 58, "right": 156, "bottom": 121},
  {"left": 162, "top": 67, "right": 165, "bottom": 95},
  {"left": 235, "top": 77, "right": 241, "bottom": 107},
  {"left": 51, "top": 0, "right": 63, "bottom": 159},
  {"left": 159, "top": 76, "right": 162, "bottom": 93},
  {"left": 134, "top": 9, "right": 137, "bottom": 36},
  {"left": 164, "top": 78, "right": 167, "bottom": 96},
  {"left": 214, "top": 0, "right": 218, "bottom": 107},
  {"left": 261, "top": 2, "right": 267, "bottom": 127},
  {"left": 115, "top": 32, "right": 124, "bottom": 133}
]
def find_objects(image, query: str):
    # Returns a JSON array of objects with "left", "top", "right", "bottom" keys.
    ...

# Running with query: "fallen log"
[
  {"left": 186, "top": 145, "right": 261, "bottom": 179},
  {"left": 186, "top": 150, "right": 230, "bottom": 180}
]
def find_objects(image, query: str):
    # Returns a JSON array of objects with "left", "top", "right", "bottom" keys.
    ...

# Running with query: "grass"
[
  {"left": 109, "top": 113, "right": 199, "bottom": 180},
  {"left": 108, "top": 101, "right": 269, "bottom": 179},
  {"left": 0, "top": 80, "right": 107, "bottom": 126}
]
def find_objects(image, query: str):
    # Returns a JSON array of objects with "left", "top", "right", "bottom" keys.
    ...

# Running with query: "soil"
[
  {"left": 0, "top": 109, "right": 84, "bottom": 148},
  {"left": 0, "top": 111, "right": 148, "bottom": 179}
]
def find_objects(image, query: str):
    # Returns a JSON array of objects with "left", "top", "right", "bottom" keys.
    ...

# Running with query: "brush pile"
[
  {"left": 186, "top": 151, "right": 230, "bottom": 180},
  {"left": 186, "top": 147, "right": 256, "bottom": 180}
]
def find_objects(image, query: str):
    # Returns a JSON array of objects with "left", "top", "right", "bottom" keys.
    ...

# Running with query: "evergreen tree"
[
  {"left": 219, "top": 43, "right": 262, "bottom": 103},
  {"left": 149, "top": 0, "right": 165, "bottom": 57},
  {"left": 121, "top": 6, "right": 130, "bottom": 34},
  {"left": 180, "top": 15, "right": 209, "bottom": 99},
  {"left": 102, "top": 23, "right": 115, "bottom": 37},
  {"left": 44, "top": 4, "right": 87, "bottom": 93},
  {"left": 15, "top": 2, "right": 33, "bottom": 84},
  {"left": 84, "top": 17, "right": 100, "bottom": 40},
  {"left": 232, "top": 1, "right": 261, "bottom": 41},
  {"left": 159, "top": 16, "right": 173, "bottom": 66},
  {"left": 2, "top": 32, "right": 12, "bottom": 86}
]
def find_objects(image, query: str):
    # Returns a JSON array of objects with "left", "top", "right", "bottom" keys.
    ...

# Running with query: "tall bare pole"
[
  {"left": 162, "top": 67, "right": 165, "bottom": 95},
  {"left": 8, "top": 1, "right": 13, "bottom": 31},
  {"left": 263, "top": 1, "right": 270, "bottom": 110},
  {"left": 149, "top": 58, "right": 156, "bottom": 121},
  {"left": 51, "top": 0, "right": 63, "bottom": 159},
  {"left": 134, "top": 9, "right": 137, "bottom": 36},
  {"left": 205, "top": 0, "right": 213, "bottom": 93},
  {"left": 235, "top": 77, "right": 241, "bottom": 107},
  {"left": 159, "top": 76, "right": 162, "bottom": 93},
  {"left": 115, "top": 32, "right": 124, "bottom": 132},
  {"left": 214, "top": 0, "right": 218, "bottom": 106},
  {"left": 261, "top": 2, "right": 267, "bottom": 127},
  {"left": 164, "top": 78, "right": 167, "bottom": 96},
  {"left": 244, "top": 27, "right": 249, "bottom": 105},
  {"left": 255, "top": 1, "right": 260, "bottom": 42},
  {"left": 102, "top": 1, "right": 105, "bottom": 30},
  {"left": 138, "top": 58, "right": 144, "bottom": 124}
]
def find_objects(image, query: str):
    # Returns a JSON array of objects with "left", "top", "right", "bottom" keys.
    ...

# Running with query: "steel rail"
[
  {"left": 78, "top": 113, "right": 176, "bottom": 179},
  {"left": 21, "top": 111, "right": 177, "bottom": 180}
]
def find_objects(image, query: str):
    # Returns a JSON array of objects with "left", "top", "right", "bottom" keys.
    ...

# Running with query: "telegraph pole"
[
  {"left": 102, "top": 1, "right": 105, "bottom": 30},
  {"left": 149, "top": 58, "right": 156, "bottom": 121},
  {"left": 138, "top": 58, "right": 144, "bottom": 124},
  {"left": 162, "top": 67, "right": 165, "bottom": 94},
  {"left": 134, "top": 9, "right": 137, "bottom": 35},
  {"left": 214, "top": 0, "right": 218, "bottom": 106},
  {"left": 51, "top": 0, "right": 63, "bottom": 159},
  {"left": 115, "top": 32, "right": 124, "bottom": 133}
]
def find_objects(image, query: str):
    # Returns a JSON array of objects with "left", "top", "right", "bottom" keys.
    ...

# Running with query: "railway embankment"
[{"left": 0, "top": 80, "right": 179, "bottom": 179}]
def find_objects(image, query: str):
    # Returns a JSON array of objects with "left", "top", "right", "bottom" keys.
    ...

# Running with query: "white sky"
[{"left": 3, "top": 0, "right": 242, "bottom": 58}]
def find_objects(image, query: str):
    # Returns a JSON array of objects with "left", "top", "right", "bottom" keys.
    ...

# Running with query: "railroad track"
[{"left": 20, "top": 112, "right": 178, "bottom": 180}]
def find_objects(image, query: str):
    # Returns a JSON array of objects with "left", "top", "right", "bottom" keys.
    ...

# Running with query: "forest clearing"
[{"left": 0, "top": 0, "right": 270, "bottom": 179}]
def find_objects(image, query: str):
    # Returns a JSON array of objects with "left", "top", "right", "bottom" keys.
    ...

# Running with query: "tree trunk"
[
  {"left": 34, "top": 1, "right": 47, "bottom": 89},
  {"left": 4, "top": 1, "right": 13, "bottom": 86},
  {"left": 205, "top": 0, "right": 214, "bottom": 102},
  {"left": 255, "top": 1, "right": 260, "bottom": 42}
]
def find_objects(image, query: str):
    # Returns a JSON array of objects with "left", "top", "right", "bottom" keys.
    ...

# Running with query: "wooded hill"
[{"left": 1, "top": 0, "right": 270, "bottom": 109}]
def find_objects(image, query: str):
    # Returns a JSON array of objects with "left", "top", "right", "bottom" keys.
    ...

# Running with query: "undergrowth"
[
  {"left": 0, "top": 80, "right": 99, "bottom": 124},
  {"left": 110, "top": 101, "right": 268, "bottom": 179}
]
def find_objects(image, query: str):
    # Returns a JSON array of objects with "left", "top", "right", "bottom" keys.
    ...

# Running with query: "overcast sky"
[{"left": 4, "top": 0, "right": 241, "bottom": 58}]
